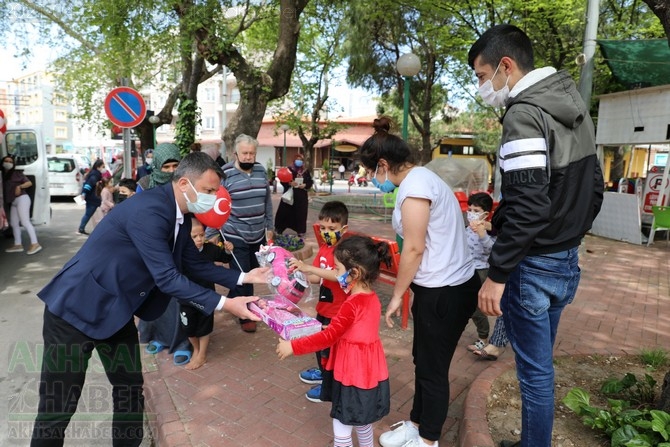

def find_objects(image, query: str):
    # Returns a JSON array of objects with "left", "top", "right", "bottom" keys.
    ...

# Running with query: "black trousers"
[
  {"left": 31, "top": 307, "right": 145, "bottom": 447},
  {"left": 409, "top": 274, "right": 480, "bottom": 441}
]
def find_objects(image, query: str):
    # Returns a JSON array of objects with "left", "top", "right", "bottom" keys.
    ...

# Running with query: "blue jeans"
[{"left": 501, "top": 247, "right": 580, "bottom": 447}]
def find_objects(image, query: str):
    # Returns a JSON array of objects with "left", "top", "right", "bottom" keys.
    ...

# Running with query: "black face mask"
[
  {"left": 118, "top": 194, "right": 128, "bottom": 203},
  {"left": 238, "top": 162, "right": 255, "bottom": 171}
]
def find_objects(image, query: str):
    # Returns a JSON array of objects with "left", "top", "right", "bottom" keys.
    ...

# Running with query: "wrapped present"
[
  {"left": 255, "top": 244, "right": 312, "bottom": 304},
  {"left": 248, "top": 294, "right": 321, "bottom": 340}
]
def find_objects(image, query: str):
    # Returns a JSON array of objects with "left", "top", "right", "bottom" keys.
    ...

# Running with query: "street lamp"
[
  {"left": 280, "top": 124, "right": 290, "bottom": 166},
  {"left": 396, "top": 53, "right": 421, "bottom": 141},
  {"left": 148, "top": 115, "right": 160, "bottom": 150}
]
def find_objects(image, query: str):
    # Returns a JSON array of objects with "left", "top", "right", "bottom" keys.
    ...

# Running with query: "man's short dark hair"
[
  {"left": 468, "top": 192, "right": 494, "bottom": 212},
  {"left": 468, "top": 24, "right": 534, "bottom": 72},
  {"left": 173, "top": 152, "right": 223, "bottom": 182},
  {"left": 118, "top": 178, "right": 137, "bottom": 191},
  {"left": 319, "top": 200, "right": 349, "bottom": 225}
]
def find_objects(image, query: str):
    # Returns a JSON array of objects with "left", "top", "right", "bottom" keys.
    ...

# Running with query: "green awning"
[{"left": 598, "top": 39, "right": 670, "bottom": 88}]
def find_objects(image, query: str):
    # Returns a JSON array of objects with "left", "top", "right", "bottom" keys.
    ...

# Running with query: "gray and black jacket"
[{"left": 489, "top": 69, "right": 604, "bottom": 283}]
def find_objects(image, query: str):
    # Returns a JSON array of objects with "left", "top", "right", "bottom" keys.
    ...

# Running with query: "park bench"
[{"left": 312, "top": 223, "right": 411, "bottom": 329}]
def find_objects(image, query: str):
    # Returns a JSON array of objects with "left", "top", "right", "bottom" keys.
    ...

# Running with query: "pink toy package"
[
  {"left": 248, "top": 294, "right": 322, "bottom": 340},
  {"left": 255, "top": 245, "right": 312, "bottom": 304}
]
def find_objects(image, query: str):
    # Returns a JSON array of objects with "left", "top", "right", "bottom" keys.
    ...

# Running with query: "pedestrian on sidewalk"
[
  {"left": 362, "top": 116, "right": 480, "bottom": 447},
  {"left": 2, "top": 155, "right": 42, "bottom": 254},
  {"left": 77, "top": 159, "right": 104, "bottom": 235},
  {"left": 288, "top": 200, "right": 350, "bottom": 403},
  {"left": 468, "top": 24, "right": 604, "bottom": 447},
  {"left": 278, "top": 235, "right": 392, "bottom": 447},
  {"left": 31, "top": 152, "right": 270, "bottom": 447},
  {"left": 338, "top": 163, "right": 346, "bottom": 180}
]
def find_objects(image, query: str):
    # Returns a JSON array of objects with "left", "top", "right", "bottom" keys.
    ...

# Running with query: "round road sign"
[{"left": 104, "top": 87, "right": 147, "bottom": 128}]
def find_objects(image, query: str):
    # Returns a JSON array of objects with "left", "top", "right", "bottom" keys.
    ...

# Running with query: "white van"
[
  {"left": 47, "top": 155, "right": 85, "bottom": 197},
  {"left": 1, "top": 128, "right": 51, "bottom": 225}
]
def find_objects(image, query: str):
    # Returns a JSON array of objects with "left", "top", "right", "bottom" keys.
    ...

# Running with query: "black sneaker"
[{"left": 77, "top": 229, "right": 89, "bottom": 235}]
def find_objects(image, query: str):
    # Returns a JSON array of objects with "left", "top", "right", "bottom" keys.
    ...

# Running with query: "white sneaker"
[
  {"left": 400, "top": 438, "right": 438, "bottom": 447},
  {"left": 379, "top": 421, "right": 420, "bottom": 447}
]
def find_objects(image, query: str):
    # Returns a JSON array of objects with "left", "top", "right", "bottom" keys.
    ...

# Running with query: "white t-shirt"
[{"left": 393, "top": 167, "right": 474, "bottom": 287}]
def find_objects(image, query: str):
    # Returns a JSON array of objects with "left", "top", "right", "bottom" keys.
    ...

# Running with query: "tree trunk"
[{"left": 642, "top": 0, "right": 670, "bottom": 44}]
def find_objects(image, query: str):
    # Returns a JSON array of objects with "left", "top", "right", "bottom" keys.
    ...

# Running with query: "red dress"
[{"left": 291, "top": 291, "right": 390, "bottom": 425}]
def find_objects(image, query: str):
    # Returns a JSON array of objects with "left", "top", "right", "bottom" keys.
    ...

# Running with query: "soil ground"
[{"left": 487, "top": 354, "right": 667, "bottom": 446}]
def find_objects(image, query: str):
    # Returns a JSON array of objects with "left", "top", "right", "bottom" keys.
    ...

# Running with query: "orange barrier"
[{"left": 313, "top": 223, "right": 411, "bottom": 329}]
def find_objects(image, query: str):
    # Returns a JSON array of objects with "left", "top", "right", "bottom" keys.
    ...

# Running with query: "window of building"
[
  {"left": 204, "top": 116, "right": 215, "bottom": 129},
  {"left": 205, "top": 88, "right": 215, "bottom": 102},
  {"left": 55, "top": 127, "right": 68, "bottom": 139}
]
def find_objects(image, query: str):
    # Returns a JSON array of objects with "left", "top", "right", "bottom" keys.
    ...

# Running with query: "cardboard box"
[{"left": 248, "top": 294, "right": 321, "bottom": 340}]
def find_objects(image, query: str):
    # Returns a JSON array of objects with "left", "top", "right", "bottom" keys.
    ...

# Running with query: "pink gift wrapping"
[{"left": 248, "top": 294, "right": 322, "bottom": 340}]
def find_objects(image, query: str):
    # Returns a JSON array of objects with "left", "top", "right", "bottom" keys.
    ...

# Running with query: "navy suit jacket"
[{"left": 38, "top": 183, "right": 241, "bottom": 339}]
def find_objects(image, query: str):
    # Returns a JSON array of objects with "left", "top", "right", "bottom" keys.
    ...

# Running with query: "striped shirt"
[{"left": 218, "top": 162, "right": 273, "bottom": 243}]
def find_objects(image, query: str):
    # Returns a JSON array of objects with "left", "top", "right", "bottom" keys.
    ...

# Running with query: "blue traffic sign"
[{"left": 104, "top": 87, "right": 147, "bottom": 128}]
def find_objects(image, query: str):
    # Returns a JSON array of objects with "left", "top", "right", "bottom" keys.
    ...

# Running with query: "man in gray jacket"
[{"left": 468, "top": 24, "right": 603, "bottom": 447}]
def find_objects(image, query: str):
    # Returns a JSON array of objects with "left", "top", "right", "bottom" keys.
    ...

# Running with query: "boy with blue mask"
[{"left": 288, "top": 200, "right": 349, "bottom": 403}]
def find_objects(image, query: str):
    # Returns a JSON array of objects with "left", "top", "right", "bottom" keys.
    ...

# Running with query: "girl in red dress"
[{"left": 277, "top": 235, "right": 392, "bottom": 447}]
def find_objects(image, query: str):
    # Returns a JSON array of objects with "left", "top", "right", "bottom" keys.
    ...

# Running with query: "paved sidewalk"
[{"left": 143, "top": 194, "right": 670, "bottom": 447}]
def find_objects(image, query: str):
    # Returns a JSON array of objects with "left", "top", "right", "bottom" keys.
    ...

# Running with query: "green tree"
[
  {"left": 270, "top": 0, "right": 348, "bottom": 170},
  {"left": 5, "top": 0, "right": 310, "bottom": 156}
]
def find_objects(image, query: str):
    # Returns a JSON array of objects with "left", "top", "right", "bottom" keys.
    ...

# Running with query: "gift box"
[{"left": 248, "top": 294, "right": 322, "bottom": 340}]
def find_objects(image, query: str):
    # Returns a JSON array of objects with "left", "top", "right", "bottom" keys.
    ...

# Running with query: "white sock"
[{"left": 420, "top": 439, "right": 438, "bottom": 447}]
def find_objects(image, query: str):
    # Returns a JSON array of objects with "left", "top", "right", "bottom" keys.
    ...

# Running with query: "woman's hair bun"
[{"left": 372, "top": 116, "right": 392, "bottom": 134}]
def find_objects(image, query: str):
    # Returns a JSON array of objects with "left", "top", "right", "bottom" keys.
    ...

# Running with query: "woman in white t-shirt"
[{"left": 360, "top": 117, "right": 479, "bottom": 447}]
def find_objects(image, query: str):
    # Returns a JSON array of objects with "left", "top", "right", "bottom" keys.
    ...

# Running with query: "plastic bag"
[
  {"left": 255, "top": 245, "right": 312, "bottom": 303},
  {"left": 281, "top": 187, "right": 294, "bottom": 205}
]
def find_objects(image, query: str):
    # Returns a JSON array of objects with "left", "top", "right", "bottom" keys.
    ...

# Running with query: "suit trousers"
[{"left": 31, "top": 307, "right": 145, "bottom": 447}]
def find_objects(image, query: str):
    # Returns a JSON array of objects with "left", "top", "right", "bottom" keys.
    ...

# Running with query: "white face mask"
[
  {"left": 478, "top": 62, "right": 510, "bottom": 107},
  {"left": 183, "top": 179, "right": 217, "bottom": 214},
  {"left": 145, "top": 157, "right": 153, "bottom": 165},
  {"left": 467, "top": 211, "right": 486, "bottom": 223},
  {"left": 3, "top": 162, "right": 13, "bottom": 170}
]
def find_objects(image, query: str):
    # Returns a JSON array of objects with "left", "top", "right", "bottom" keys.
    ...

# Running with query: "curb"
[{"left": 458, "top": 358, "right": 515, "bottom": 447}]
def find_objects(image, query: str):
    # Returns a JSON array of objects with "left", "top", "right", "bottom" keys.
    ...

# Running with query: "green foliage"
[
  {"left": 265, "top": 158, "right": 275, "bottom": 183},
  {"left": 563, "top": 373, "right": 670, "bottom": 446},
  {"left": 640, "top": 348, "right": 668, "bottom": 370},
  {"left": 601, "top": 373, "right": 658, "bottom": 406},
  {"left": 174, "top": 94, "right": 200, "bottom": 155}
]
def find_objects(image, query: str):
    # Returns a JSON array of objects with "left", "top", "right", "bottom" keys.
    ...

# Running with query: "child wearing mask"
[
  {"left": 278, "top": 235, "right": 392, "bottom": 447},
  {"left": 464, "top": 192, "right": 496, "bottom": 353},
  {"left": 288, "top": 200, "right": 349, "bottom": 403}
]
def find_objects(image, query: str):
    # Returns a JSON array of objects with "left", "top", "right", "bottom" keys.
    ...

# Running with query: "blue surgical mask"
[
  {"left": 371, "top": 165, "right": 396, "bottom": 193},
  {"left": 336, "top": 270, "right": 353, "bottom": 294},
  {"left": 184, "top": 179, "right": 217, "bottom": 214},
  {"left": 294, "top": 160, "right": 304, "bottom": 167}
]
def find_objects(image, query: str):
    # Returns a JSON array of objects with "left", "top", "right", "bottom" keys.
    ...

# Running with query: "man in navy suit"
[{"left": 31, "top": 152, "right": 269, "bottom": 447}]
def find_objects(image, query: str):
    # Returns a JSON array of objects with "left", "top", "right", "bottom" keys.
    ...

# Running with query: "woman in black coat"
[{"left": 274, "top": 153, "right": 313, "bottom": 237}]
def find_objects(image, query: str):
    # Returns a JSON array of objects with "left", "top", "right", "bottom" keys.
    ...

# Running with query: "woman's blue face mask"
[
  {"left": 294, "top": 160, "right": 304, "bottom": 167},
  {"left": 371, "top": 165, "right": 396, "bottom": 193}
]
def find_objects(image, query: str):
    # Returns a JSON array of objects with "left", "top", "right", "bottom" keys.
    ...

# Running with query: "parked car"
[{"left": 47, "top": 156, "right": 85, "bottom": 197}]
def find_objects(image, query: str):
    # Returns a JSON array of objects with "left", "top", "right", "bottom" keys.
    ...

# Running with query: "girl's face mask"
[
  {"left": 336, "top": 269, "right": 354, "bottom": 294},
  {"left": 467, "top": 211, "right": 486, "bottom": 223}
]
